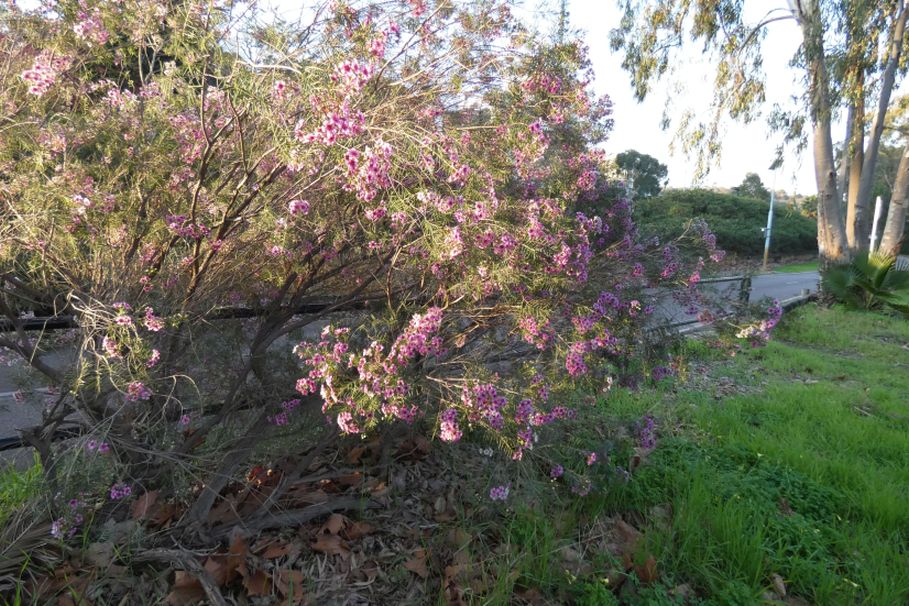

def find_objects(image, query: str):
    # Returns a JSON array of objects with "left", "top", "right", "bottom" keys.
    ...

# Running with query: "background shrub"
[{"left": 635, "top": 189, "right": 818, "bottom": 257}]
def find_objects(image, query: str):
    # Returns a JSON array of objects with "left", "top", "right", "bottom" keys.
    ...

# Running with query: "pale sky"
[{"left": 566, "top": 1, "right": 818, "bottom": 195}]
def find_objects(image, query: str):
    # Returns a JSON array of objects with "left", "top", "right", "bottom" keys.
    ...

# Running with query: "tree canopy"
[
  {"left": 611, "top": 0, "right": 909, "bottom": 262},
  {"left": 615, "top": 149, "right": 668, "bottom": 198},
  {"left": 731, "top": 173, "right": 771, "bottom": 201}
]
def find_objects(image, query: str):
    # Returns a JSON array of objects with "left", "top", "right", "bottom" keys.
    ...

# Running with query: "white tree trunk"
[
  {"left": 854, "top": 3, "right": 909, "bottom": 249},
  {"left": 879, "top": 144, "right": 909, "bottom": 258},
  {"left": 799, "top": 0, "right": 850, "bottom": 263}
]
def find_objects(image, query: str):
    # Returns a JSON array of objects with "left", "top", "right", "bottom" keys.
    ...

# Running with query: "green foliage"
[
  {"left": 731, "top": 172, "right": 770, "bottom": 201},
  {"left": 822, "top": 251, "right": 909, "bottom": 314},
  {"left": 635, "top": 189, "right": 817, "bottom": 257},
  {"left": 615, "top": 149, "right": 668, "bottom": 198},
  {"left": 473, "top": 304, "right": 909, "bottom": 604},
  {"left": 0, "top": 456, "right": 43, "bottom": 527}
]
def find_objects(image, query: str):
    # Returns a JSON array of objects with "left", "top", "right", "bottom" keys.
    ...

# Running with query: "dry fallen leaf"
[
  {"left": 311, "top": 533, "right": 349, "bottom": 556},
  {"left": 262, "top": 542, "right": 293, "bottom": 559},
  {"left": 346, "top": 445, "right": 367, "bottom": 464},
  {"left": 166, "top": 571, "right": 206, "bottom": 606},
  {"left": 403, "top": 548, "right": 429, "bottom": 579},
  {"left": 321, "top": 513, "right": 348, "bottom": 536},
  {"left": 130, "top": 490, "right": 159, "bottom": 520},
  {"left": 241, "top": 569, "right": 271, "bottom": 597},
  {"left": 343, "top": 520, "right": 375, "bottom": 541},
  {"left": 634, "top": 554, "right": 658, "bottom": 584},
  {"left": 275, "top": 569, "right": 306, "bottom": 602}
]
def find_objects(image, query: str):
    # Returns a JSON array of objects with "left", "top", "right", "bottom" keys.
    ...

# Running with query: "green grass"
[
  {"left": 487, "top": 304, "right": 909, "bottom": 605},
  {"left": 775, "top": 260, "right": 819, "bottom": 273},
  {"left": 0, "top": 454, "right": 43, "bottom": 527}
]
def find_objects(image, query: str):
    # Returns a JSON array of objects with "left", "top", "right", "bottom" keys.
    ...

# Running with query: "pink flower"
[
  {"left": 109, "top": 482, "right": 131, "bottom": 500},
  {"left": 143, "top": 308, "right": 164, "bottom": 332},
  {"left": 102, "top": 336, "right": 121, "bottom": 358},
  {"left": 337, "top": 411, "right": 360, "bottom": 434},
  {"left": 331, "top": 59, "right": 375, "bottom": 95},
  {"left": 73, "top": 9, "right": 109, "bottom": 45},
  {"left": 146, "top": 349, "right": 160, "bottom": 368},
  {"left": 21, "top": 53, "right": 70, "bottom": 97},
  {"left": 126, "top": 381, "right": 151, "bottom": 401},
  {"left": 439, "top": 408, "right": 462, "bottom": 442},
  {"left": 288, "top": 199, "right": 311, "bottom": 216},
  {"left": 489, "top": 484, "right": 510, "bottom": 501}
]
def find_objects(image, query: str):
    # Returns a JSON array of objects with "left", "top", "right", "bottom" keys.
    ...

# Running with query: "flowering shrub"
[
  {"left": 0, "top": 0, "right": 719, "bottom": 530},
  {"left": 736, "top": 299, "right": 783, "bottom": 345}
]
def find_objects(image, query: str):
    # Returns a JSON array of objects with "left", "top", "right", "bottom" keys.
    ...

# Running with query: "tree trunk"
[
  {"left": 854, "top": 3, "right": 909, "bottom": 248},
  {"left": 837, "top": 103, "right": 853, "bottom": 203},
  {"left": 799, "top": 0, "right": 849, "bottom": 264},
  {"left": 845, "top": 84, "right": 865, "bottom": 248},
  {"left": 879, "top": 144, "right": 909, "bottom": 258}
]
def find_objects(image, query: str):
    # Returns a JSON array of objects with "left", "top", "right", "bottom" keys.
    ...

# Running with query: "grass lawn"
[
  {"left": 774, "top": 260, "right": 819, "bottom": 273},
  {"left": 494, "top": 304, "right": 909, "bottom": 605}
]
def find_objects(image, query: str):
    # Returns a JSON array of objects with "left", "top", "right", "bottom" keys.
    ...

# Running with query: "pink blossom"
[
  {"left": 143, "top": 308, "right": 164, "bottom": 332},
  {"left": 73, "top": 9, "right": 109, "bottom": 45},
  {"left": 489, "top": 484, "right": 510, "bottom": 501},
  {"left": 21, "top": 53, "right": 70, "bottom": 97},
  {"left": 331, "top": 59, "right": 376, "bottom": 96},
  {"left": 288, "top": 199, "right": 310, "bottom": 216},
  {"left": 126, "top": 381, "right": 151, "bottom": 402},
  {"left": 109, "top": 482, "right": 131, "bottom": 500}
]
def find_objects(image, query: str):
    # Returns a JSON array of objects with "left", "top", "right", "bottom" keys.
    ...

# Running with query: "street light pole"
[
  {"left": 762, "top": 188, "right": 776, "bottom": 271},
  {"left": 761, "top": 160, "right": 782, "bottom": 271}
]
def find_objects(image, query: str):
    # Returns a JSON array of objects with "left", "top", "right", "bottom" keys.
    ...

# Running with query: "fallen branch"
[{"left": 211, "top": 496, "right": 380, "bottom": 540}]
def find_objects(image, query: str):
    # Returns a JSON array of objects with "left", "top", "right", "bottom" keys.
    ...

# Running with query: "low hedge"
[{"left": 634, "top": 189, "right": 818, "bottom": 257}]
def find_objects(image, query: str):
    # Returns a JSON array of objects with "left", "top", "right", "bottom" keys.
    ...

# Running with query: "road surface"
[{"left": 749, "top": 271, "right": 820, "bottom": 303}]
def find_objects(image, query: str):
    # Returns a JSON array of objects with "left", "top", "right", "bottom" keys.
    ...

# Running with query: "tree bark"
[
  {"left": 845, "top": 84, "right": 865, "bottom": 248},
  {"left": 798, "top": 0, "right": 849, "bottom": 264},
  {"left": 854, "top": 2, "right": 909, "bottom": 249},
  {"left": 879, "top": 143, "right": 909, "bottom": 258},
  {"left": 837, "top": 104, "right": 853, "bottom": 202}
]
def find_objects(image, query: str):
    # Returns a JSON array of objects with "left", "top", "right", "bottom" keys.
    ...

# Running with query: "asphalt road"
[
  {"left": 749, "top": 270, "right": 820, "bottom": 303},
  {"left": 0, "top": 270, "right": 822, "bottom": 466}
]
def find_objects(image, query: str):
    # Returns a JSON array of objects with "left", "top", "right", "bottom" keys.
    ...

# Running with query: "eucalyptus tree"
[{"left": 611, "top": 0, "right": 909, "bottom": 264}]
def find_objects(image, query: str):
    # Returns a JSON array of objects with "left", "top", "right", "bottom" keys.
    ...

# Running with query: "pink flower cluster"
[
  {"left": 518, "top": 316, "right": 554, "bottom": 350},
  {"left": 296, "top": 102, "right": 365, "bottom": 145},
  {"left": 126, "top": 381, "right": 151, "bottom": 401},
  {"left": 295, "top": 309, "right": 446, "bottom": 434},
  {"left": 439, "top": 408, "right": 462, "bottom": 442},
  {"left": 269, "top": 398, "right": 303, "bottom": 426},
  {"left": 73, "top": 9, "right": 109, "bottom": 45},
  {"left": 344, "top": 139, "right": 393, "bottom": 203},
  {"left": 109, "top": 482, "right": 132, "bottom": 500},
  {"left": 736, "top": 299, "right": 782, "bottom": 344},
  {"left": 166, "top": 214, "right": 210, "bottom": 239},
  {"left": 489, "top": 484, "right": 510, "bottom": 501},
  {"left": 85, "top": 440, "right": 110, "bottom": 454},
  {"left": 331, "top": 59, "right": 375, "bottom": 95},
  {"left": 288, "top": 199, "right": 311, "bottom": 216},
  {"left": 21, "top": 53, "right": 70, "bottom": 96},
  {"left": 143, "top": 307, "right": 164, "bottom": 332}
]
